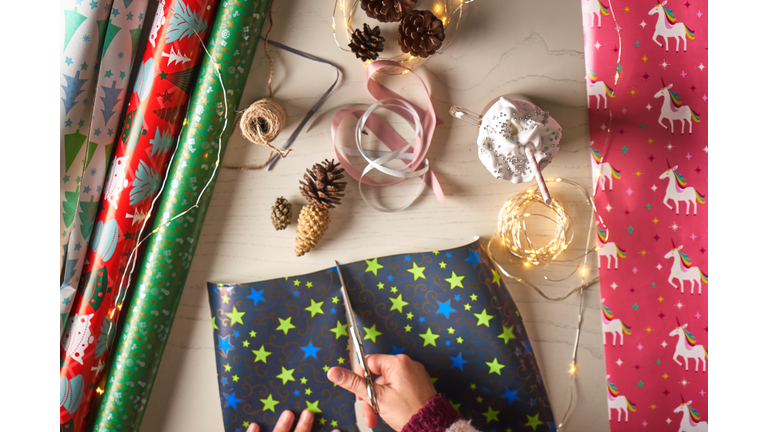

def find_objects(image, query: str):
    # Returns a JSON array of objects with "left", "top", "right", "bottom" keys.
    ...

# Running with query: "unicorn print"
[
  {"left": 602, "top": 303, "right": 631, "bottom": 346},
  {"left": 674, "top": 396, "right": 708, "bottom": 431},
  {"left": 669, "top": 321, "right": 708, "bottom": 372},
  {"left": 583, "top": 0, "right": 611, "bottom": 28},
  {"left": 606, "top": 375, "right": 636, "bottom": 422},
  {"left": 591, "top": 146, "right": 621, "bottom": 191},
  {"left": 586, "top": 70, "right": 615, "bottom": 110},
  {"left": 659, "top": 165, "right": 706, "bottom": 215},
  {"left": 598, "top": 242, "right": 626, "bottom": 269},
  {"left": 654, "top": 82, "right": 701, "bottom": 134},
  {"left": 648, "top": 1, "right": 696, "bottom": 52},
  {"left": 664, "top": 244, "right": 708, "bottom": 294}
]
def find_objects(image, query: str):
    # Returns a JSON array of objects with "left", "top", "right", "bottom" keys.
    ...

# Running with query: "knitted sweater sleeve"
[{"left": 400, "top": 394, "right": 480, "bottom": 432}]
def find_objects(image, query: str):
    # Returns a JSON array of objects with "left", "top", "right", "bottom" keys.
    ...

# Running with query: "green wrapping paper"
[{"left": 90, "top": 1, "right": 273, "bottom": 430}]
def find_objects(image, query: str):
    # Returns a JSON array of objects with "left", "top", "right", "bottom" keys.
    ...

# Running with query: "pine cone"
[
  {"left": 348, "top": 23, "right": 385, "bottom": 62},
  {"left": 295, "top": 205, "right": 331, "bottom": 256},
  {"left": 299, "top": 159, "right": 347, "bottom": 210},
  {"left": 361, "top": 0, "right": 416, "bottom": 23},
  {"left": 397, "top": 10, "right": 445, "bottom": 58},
  {"left": 270, "top": 197, "right": 292, "bottom": 230}
]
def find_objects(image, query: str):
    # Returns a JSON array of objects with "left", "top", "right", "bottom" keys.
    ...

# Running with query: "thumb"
[{"left": 327, "top": 367, "right": 379, "bottom": 402}]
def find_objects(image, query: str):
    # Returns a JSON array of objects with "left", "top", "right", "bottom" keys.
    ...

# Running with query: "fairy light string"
[{"left": 487, "top": 0, "right": 624, "bottom": 428}]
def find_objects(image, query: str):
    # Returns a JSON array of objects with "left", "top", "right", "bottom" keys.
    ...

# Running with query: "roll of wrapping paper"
[
  {"left": 90, "top": 1, "right": 273, "bottom": 430},
  {"left": 60, "top": 0, "right": 114, "bottom": 275},
  {"left": 59, "top": 2, "right": 218, "bottom": 431},
  {"left": 61, "top": 0, "right": 151, "bottom": 338}
]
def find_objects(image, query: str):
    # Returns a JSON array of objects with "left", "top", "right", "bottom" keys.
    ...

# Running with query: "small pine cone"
[
  {"left": 295, "top": 205, "right": 331, "bottom": 257},
  {"left": 270, "top": 197, "right": 292, "bottom": 230},
  {"left": 361, "top": 0, "right": 416, "bottom": 23},
  {"left": 348, "top": 23, "right": 385, "bottom": 62},
  {"left": 397, "top": 10, "right": 445, "bottom": 58},
  {"left": 299, "top": 159, "right": 347, "bottom": 210}
]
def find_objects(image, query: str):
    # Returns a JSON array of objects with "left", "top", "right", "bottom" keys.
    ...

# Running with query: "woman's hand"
[
  {"left": 246, "top": 409, "right": 317, "bottom": 432},
  {"left": 327, "top": 354, "right": 437, "bottom": 431}
]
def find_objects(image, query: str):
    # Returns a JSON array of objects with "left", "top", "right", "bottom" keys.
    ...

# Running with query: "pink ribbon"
[{"left": 331, "top": 60, "right": 445, "bottom": 206}]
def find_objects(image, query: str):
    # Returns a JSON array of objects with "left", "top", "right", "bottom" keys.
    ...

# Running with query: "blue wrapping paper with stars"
[{"left": 207, "top": 240, "right": 555, "bottom": 432}]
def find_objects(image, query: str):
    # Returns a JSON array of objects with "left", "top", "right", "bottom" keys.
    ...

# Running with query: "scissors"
[{"left": 334, "top": 260, "right": 379, "bottom": 413}]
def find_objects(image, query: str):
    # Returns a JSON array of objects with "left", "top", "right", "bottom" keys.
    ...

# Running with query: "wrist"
[{"left": 400, "top": 394, "right": 461, "bottom": 432}]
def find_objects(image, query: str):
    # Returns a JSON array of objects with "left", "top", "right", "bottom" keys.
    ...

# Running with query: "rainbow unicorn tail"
[
  {"left": 690, "top": 107, "right": 702, "bottom": 123},
  {"left": 626, "top": 398, "right": 637, "bottom": 412},
  {"left": 695, "top": 189, "right": 706, "bottom": 204},
  {"left": 617, "top": 246, "right": 627, "bottom": 259},
  {"left": 599, "top": 1, "right": 610, "bottom": 16},
  {"left": 611, "top": 165, "right": 621, "bottom": 179},
  {"left": 703, "top": 347, "right": 708, "bottom": 360},
  {"left": 621, "top": 322, "right": 632, "bottom": 335},
  {"left": 700, "top": 270, "right": 709, "bottom": 285},
  {"left": 685, "top": 24, "right": 696, "bottom": 40},
  {"left": 606, "top": 84, "right": 616, "bottom": 98}
]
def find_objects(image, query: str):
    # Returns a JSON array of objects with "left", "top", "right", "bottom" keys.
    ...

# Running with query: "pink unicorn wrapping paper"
[{"left": 581, "top": 1, "right": 708, "bottom": 431}]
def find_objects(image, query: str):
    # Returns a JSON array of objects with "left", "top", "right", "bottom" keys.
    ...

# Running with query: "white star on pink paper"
[
  {"left": 685, "top": 153, "right": 692, "bottom": 160},
  {"left": 615, "top": 24, "right": 622, "bottom": 32},
  {"left": 670, "top": 222, "right": 679, "bottom": 231},
  {"left": 626, "top": 188, "right": 633, "bottom": 196},
  {"left": 698, "top": 63, "right": 705, "bottom": 71},
  {"left": 595, "top": 41, "right": 602, "bottom": 50},
  {"left": 661, "top": 340, "right": 668, "bottom": 348},
  {"left": 640, "top": 20, "right": 647, "bottom": 28},
  {"left": 601, "top": 123, "right": 607, "bottom": 131},
  {"left": 611, "top": 282, "right": 618, "bottom": 290},
  {"left": 703, "top": 146, "right": 708, "bottom": 153},
  {"left": 699, "top": 389, "right": 706, "bottom": 396},
  {"left": 696, "top": 10, "right": 703, "bottom": 18},
  {"left": 616, "top": 358, "right": 623, "bottom": 366},
  {"left": 702, "top": 94, "right": 708, "bottom": 101},
  {"left": 642, "top": 420, "right": 648, "bottom": 428},
  {"left": 666, "top": 418, "right": 672, "bottom": 424},
  {"left": 606, "top": 204, "right": 613, "bottom": 212},
  {"left": 646, "top": 103, "right": 652, "bottom": 111},
  {"left": 675, "top": 301, "right": 684, "bottom": 310},
  {"left": 621, "top": 106, "right": 627, "bottom": 114},
  {"left": 690, "top": 232, "right": 697, "bottom": 241},
  {"left": 632, "top": 266, "right": 638, "bottom": 274},
  {"left": 681, "top": 378, "right": 689, "bottom": 387},
  {"left": 651, "top": 184, "right": 658, "bottom": 192},
  {"left": 666, "top": 143, "right": 675, "bottom": 151},
  {"left": 637, "top": 343, "right": 644, "bottom": 351},
  {"left": 695, "top": 311, "right": 701, "bottom": 319},
  {"left": 656, "top": 263, "right": 663, "bottom": 271},
  {"left": 680, "top": 70, "right": 687, "bottom": 78}
]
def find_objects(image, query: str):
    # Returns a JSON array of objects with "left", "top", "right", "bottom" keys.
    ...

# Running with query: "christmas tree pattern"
[
  {"left": 78, "top": 195, "right": 98, "bottom": 240},
  {"left": 152, "top": 105, "right": 181, "bottom": 125},
  {"left": 101, "top": 21, "right": 121, "bottom": 58},
  {"left": 129, "top": 27, "right": 143, "bottom": 58},
  {"left": 165, "top": 67, "right": 196, "bottom": 94},
  {"left": 95, "top": 17, "right": 109, "bottom": 58},
  {"left": 61, "top": 71, "right": 88, "bottom": 115},
  {"left": 63, "top": 8, "right": 87, "bottom": 52},
  {"left": 95, "top": 317, "right": 115, "bottom": 359},
  {"left": 63, "top": 128, "right": 88, "bottom": 172},
  {"left": 150, "top": 126, "right": 174, "bottom": 157},
  {"left": 62, "top": 185, "right": 80, "bottom": 229},
  {"left": 133, "top": 58, "right": 155, "bottom": 101},
  {"left": 100, "top": 80, "right": 124, "bottom": 124},
  {"left": 85, "top": 141, "right": 99, "bottom": 169},
  {"left": 62, "top": 257, "right": 80, "bottom": 286},
  {"left": 162, "top": 47, "right": 192, "bottom": 65},
  {"left": 129, "top": 160, "right": 161, "bottom": 205},
  {"left": 166, "top": 0, "right": 208, "bottom": 44}
]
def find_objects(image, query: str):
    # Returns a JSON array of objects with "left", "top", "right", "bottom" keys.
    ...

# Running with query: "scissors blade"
[{"left": 334, "top": 260, "right": 379, "bottom": 413}]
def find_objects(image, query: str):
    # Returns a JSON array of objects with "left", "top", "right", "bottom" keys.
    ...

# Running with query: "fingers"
[
  {"left": 364, "top": 353, "right": 402, "bottom": 376},
  {"left": 294, "top": 410, "right": 314, "bottom": 432},
  {"left": 360, "top": 400, "right": 378, "bottom": 428},
  {"left": 327, "top": 367, "right": 374, "bottom": 401},
  {"left": 273, "top": 410, "right": 295, "bottom": 432},
  {"left": 246, "top": 423, "right": 258, "bottom": 432}
]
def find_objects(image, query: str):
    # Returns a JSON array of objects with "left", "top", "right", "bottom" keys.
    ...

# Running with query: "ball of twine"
[
  {"left": 226, "top": 97, "right": 291, "bottom": 170},
  {"left": 239, "top": 97, "right": 290, "bottom": 154}
]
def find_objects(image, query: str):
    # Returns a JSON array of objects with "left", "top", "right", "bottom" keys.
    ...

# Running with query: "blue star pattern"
[
  {"left": 208, "top": 241, "right": 553, "bottom": 432},
  {"left": 208, "top": 274, "right": 355, "bottom": 432}
]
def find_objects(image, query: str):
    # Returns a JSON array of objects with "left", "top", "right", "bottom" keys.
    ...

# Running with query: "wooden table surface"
[{"left": 140, "top": 0, "right": 610, "bottom": 430}]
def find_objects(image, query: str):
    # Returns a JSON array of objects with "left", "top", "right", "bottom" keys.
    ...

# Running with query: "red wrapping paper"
[{"left": 59, "top": 1, "right": 218, "bottom": 430}]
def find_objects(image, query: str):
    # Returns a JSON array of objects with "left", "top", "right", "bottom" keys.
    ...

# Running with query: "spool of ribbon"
[{"left": 331, "top": 60, "right": 445, "bottom": 212}]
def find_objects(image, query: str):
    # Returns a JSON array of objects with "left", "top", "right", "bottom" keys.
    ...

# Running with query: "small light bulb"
[{"left": 569, "top": 364, "right": 577, "bottom": 374}]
